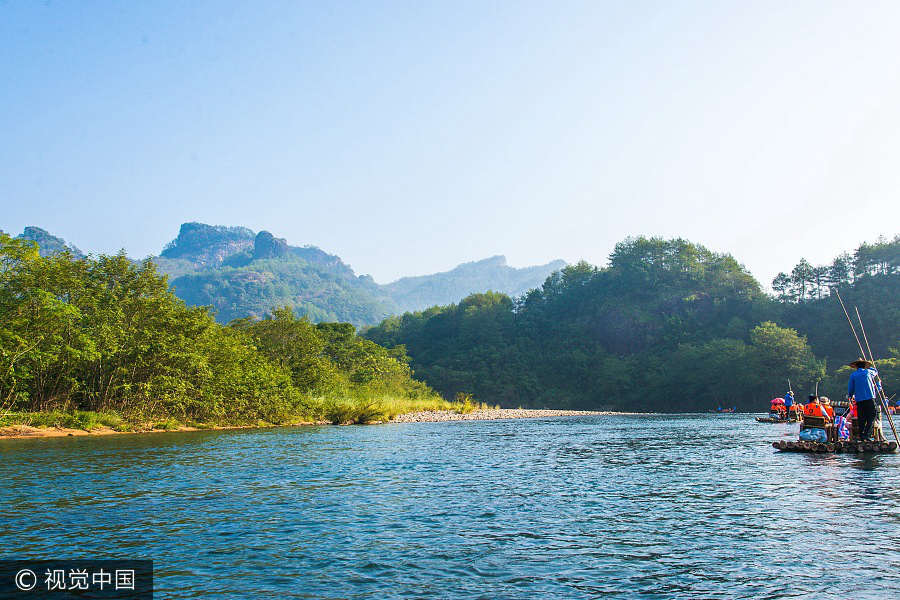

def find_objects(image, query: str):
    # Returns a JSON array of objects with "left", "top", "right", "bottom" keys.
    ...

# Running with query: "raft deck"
[{"left": 773, "top": 440, "right": 898, "bottom": 454}]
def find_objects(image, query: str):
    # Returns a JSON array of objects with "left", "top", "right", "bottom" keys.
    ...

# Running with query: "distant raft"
[
  {"left": 756, "top": 416, "right": 800, "bottom": 423},
  {"left": 772, "top": 440, "right": 898, "bottom": 454}
]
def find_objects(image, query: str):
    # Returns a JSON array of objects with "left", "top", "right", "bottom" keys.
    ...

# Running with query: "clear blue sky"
[{"left": 3, "top": 1, "right": 899, "bottom": 284}]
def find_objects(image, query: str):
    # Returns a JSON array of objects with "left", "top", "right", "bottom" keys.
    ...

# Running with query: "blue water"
[{"left": 2, "top": 414, "right": 899, "bottom": 599}]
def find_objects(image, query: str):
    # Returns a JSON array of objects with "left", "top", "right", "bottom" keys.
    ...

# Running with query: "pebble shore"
[{"left": 390, "top": 408, "right": 613, "bottom": 423}]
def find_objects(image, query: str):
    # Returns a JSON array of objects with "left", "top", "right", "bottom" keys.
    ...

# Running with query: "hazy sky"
[{"left": 3, "top": 1, "right": 899, "bottom": 284}]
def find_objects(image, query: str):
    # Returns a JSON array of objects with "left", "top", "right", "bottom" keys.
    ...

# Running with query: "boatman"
[
  {"left": 847, "top": 358, "right": 881, "bottom": 441},
  {"left": 784, "top": 390, "right": 795, "bottom": 414}
]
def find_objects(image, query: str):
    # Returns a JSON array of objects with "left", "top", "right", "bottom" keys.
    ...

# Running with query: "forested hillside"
[
  {"left": 770, "top": 237, "right": 899, "bottom": 367},
  {"left": 365, "top": 236, "right": 900, "bottom": 412},
  {"left": 156, "top": 223, "right": 399, "bottom": 326}
]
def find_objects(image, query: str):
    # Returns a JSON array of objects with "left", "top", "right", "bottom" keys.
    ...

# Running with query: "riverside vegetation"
[
  {"left": 2, "top": 231, "right": 897, "bottom": 428},
  {"left": 365, "top": 236, "right": 899, "bottom": 412},
  {"left": 0, "top": 233, "right": 465, "bottom": 432}
]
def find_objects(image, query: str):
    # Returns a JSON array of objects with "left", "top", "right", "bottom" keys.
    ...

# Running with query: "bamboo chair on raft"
[{"left": 800, "top": 413, "right": 836, "bottom": 443}]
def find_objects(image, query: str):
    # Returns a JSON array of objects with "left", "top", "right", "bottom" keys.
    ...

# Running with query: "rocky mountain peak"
[
  {"left": 253, "top": 231, "right": 290, "bottom": 260},
  {"left": 17, "top": 226, "right": 85, "bottom": 258},
  {"left": 160, "top": 222, "right": 256, "bottom": 265}
]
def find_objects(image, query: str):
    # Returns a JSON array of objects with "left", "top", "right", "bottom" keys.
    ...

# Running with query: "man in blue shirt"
[
  {"left": 784, "top": 390, "right": 797, "bottom": 420},
  {"left": 847, "top": 358, "right": 881, "bottom": 441},
  {"left": 784, "top": 390, "right": 794, "bottom": 412}
]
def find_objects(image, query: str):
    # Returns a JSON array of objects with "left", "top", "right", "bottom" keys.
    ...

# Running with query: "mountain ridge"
[
  {"left": 384, "top": 255, "right": 567, "bottom": 313},
  {"left": 6, "top": 223, "right": 566, "bottom": 326},
  {"left": 15, "top": 226, "right": 85, "bottom": 258}
]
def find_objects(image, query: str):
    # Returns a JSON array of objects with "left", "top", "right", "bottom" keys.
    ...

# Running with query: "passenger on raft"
[
  {"left": 800, "top": 395, "right": 835, "bottom": 443},
  {"left": 833, "top": 398, "right": 858, "bottom": 441},
  {"left": 847, "top": 358, "right": 882, "bottom": 441},
  {"left": 820, "top": 396, "right": 835, "bottom": 437},
  {"left": 803, "top": 395, "right": 834, "bottom": 419}
]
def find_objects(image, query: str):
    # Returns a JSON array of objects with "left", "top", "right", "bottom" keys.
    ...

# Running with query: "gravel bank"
[{"left": 391, "top": 409, "right": 614, "bottom": 423}]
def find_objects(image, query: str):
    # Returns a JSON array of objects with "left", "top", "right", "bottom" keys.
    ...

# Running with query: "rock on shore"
[{"left": 390, "top": 409, "right": 612, "bottom": 423}]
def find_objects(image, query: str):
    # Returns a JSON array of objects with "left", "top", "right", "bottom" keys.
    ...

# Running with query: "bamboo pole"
[
  {"left": 833, "top": 290, "right": 868, "bottom": 423},
  {"left": 853, "top": 306, "right": 900, "bottom": 445},
  {"left": 834, "top": 290, "right": 866, "bottom": 356}
]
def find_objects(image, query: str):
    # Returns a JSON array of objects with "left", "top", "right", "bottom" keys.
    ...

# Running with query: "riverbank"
[
  {"left": 0, "top": 421, "right": 320, "bottom": 440},
  {"left": 0, "top": 409, "right": 616, "bottom": 439},
  {"left": 391, "top": 408, "right": 613, "bottom": 422}
]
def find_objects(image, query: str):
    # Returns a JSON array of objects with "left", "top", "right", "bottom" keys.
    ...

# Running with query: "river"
[{"left": 2, "top": 414, "right": 898, "bottom": 599}]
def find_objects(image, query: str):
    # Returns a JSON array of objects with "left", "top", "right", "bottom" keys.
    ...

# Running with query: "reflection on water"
[{"left": 2, "top": 415, "right": 899, "bottom": 599}]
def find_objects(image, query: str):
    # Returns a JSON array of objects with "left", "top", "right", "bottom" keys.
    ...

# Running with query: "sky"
[{"left": 2, "top": 1, "right": 899, "bottom": 285}]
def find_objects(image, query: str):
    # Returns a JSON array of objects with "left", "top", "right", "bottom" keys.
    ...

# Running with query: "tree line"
[
  {"left": 3, "top": 231, "right": 895, "bottom": 421},
  {"left": 772, "top": 236, "right": 898, "bottom": 303},
  {"left": 364, "top": 236, "right": 899, "bottom": 412},
  {"left": 0, "top": 234, "right": 440, "bottom": 427}
]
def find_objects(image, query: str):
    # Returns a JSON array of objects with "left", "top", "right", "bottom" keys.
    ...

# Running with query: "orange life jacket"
[{"left": 804, "top": 403, "right": 833, "bottom": 419}]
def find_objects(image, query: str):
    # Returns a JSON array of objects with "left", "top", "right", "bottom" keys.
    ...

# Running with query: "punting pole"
[
  {"left": 854, "top": 306, "right": 900, "bottom": 445},
  {"left": 832, "top": 290, "right": 867, "bottom": 418},
  {"left": 855, "top": 306, "right": 876, "bottom": 370},
  {"left": 834, "top": 290, "right": 866, "bottom": 357}
]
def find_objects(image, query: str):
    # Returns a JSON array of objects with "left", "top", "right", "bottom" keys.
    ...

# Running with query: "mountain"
[
  {"left": 154, "top": 223, "right": 398, "bottom": 326},
  {"left": 14, "top": 226, "right": 85, "bottom": 258},
  {"left": 152, "top": 223, "right": 566, "bottom": 325},
  {"left": 384, "top": 255, "right": 567, "bottom": 314},
  {"left": 6, "top": 222, "right": 567, "bottom": 327}
]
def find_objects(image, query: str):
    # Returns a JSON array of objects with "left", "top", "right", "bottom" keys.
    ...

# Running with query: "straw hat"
[{"left": 849, "top": 358, "right": 874, "bottom": 368}]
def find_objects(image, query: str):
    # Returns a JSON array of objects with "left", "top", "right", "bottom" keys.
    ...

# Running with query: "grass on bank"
[
  {"left": 0, "top": 410, "right": 129, "bottom": 432},
  {"left": 303, "top": 392, "right": 496, "bottom": 425},
  {"left": 0, "top": 394, "right": 499, "bottom": 432}
]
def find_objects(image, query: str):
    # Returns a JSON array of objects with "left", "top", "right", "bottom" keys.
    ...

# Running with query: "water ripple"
[{"left": 1, "top": 415, "right": 899, "bottom": 598}]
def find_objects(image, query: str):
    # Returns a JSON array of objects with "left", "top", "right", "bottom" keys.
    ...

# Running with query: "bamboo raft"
[
  {"left": 772, "top": 440, "right": 898, "bottom": 454},
  {"left": 756, "top": 416, "right": 799, "bottom": 423}
]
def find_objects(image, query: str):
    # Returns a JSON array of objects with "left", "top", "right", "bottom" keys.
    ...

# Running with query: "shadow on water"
[{"left": 1, "top": 414, "right": 898, "bottom": 599}]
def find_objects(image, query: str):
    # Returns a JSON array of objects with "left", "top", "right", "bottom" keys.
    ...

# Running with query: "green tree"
[
  {"left": 772, "top": 272, "right": 792, "bottom": 302},
  {"left": 748, "top": 321, "right": 823, "bottom": 389},
  {"left": 233, "top": 306, "right": 340, "bottom": 394},
  {"left": 790, "top": 258, "right": 814, "bottom": 302}
]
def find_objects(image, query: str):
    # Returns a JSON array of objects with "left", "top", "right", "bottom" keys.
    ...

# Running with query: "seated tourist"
[
  {"left": 803, "top": 395, "right": 832, "bottom": 419},
  {"left": 819, "top": 396, "right": 835, "bottom": 418},
  {"left": 819, "top": 397, "right": 836, "bottom": 441},
  {"left": 800, "top": 395, "right": 831, "bottom": 443}
]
